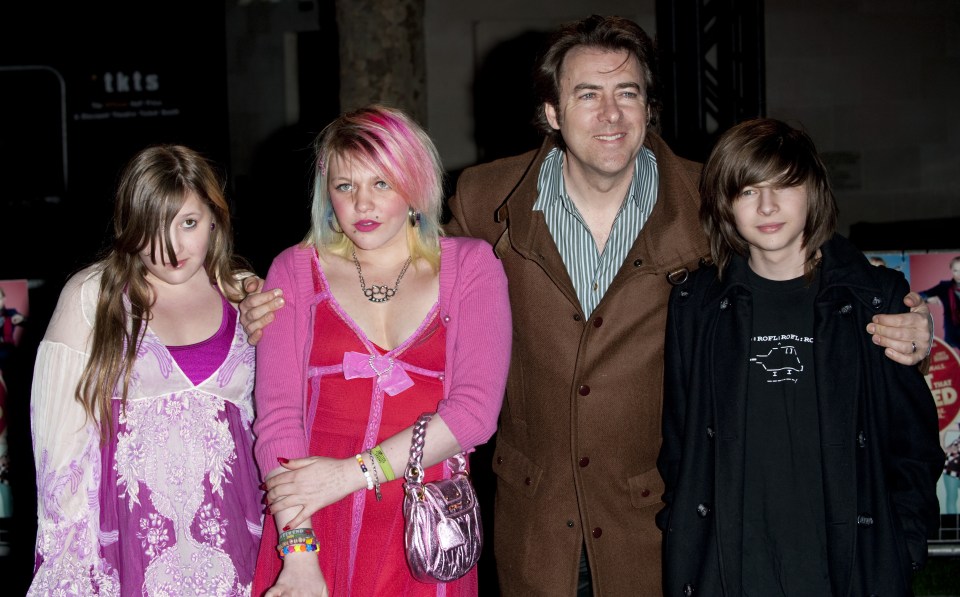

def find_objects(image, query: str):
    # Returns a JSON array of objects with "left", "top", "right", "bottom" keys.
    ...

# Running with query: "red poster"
[{"left": 0, "top": 278, "right": 28, "bottom": 525}]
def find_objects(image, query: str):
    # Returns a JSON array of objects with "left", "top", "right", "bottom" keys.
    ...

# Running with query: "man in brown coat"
[{"left": 239, "top": 15, "right": 933, "bottom": 596}]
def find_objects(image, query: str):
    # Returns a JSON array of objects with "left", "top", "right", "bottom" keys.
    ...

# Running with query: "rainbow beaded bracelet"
[{"left": 277, "top": 538, "right": 318, "bottom": 558}]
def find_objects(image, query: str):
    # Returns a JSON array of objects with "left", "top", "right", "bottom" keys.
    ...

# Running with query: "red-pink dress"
[{"left": 252, "top": 261, "right": 476, "bottom": 597}]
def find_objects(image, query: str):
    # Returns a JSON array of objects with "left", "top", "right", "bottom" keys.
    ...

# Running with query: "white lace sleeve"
[{"left": 27, "top": 267, "right": 119, "bottom": 595}]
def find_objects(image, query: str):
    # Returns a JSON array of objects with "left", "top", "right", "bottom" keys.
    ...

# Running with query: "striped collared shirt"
[{"left": 533, "top": 146, "right": 659, "bottom": 317}]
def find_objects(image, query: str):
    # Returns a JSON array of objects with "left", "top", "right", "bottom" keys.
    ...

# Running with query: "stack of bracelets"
[
  {"left": 355, "top": 444, "right": 397, "bottom": 503},
  {"left": 276, "top": 527, "right": 318, "bottom": 559}
]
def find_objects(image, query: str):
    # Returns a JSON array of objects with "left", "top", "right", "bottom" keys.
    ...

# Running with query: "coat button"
[
  {"left": 667, "top": 268, "right": 689, "bottom": 285},
  {"left": 573, "top": 313, "right": 582, "bottom": 321},
  {"left": 697, "top": 503, "right": 711, "bottom": 518},
  {"left": 706, "top": 426, "right": 715, "bottom": 439},
  {"left": 857, "top": 514, "right": 874, "bottom": 526},
  {"left": 578, "top": 385, "right": 590, "bottom": 396},
  {"left": 567, "top": 520, "right": 575, "bottom": 528},
  {"left": 593, "top": 317, "right": 603, "bottom": 328},
  {"left": 857, "top": 431, "right": 866, "bottom": 448},
  {"left": 579, "top": 457, "right": 590, "bottom": 467},
  {"left": 592, "top": 527, "right": 602, "bottom": 538},
  {"left": 496, "top": 456, "right": 503, "bottom": 464},
  {"left": 683, "top": 583, "right": 695, "bottom": 596}
]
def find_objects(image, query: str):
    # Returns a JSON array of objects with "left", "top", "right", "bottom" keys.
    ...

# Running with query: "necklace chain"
[{"left": 352, "top": 250, "right": 412, "bottom": 303}]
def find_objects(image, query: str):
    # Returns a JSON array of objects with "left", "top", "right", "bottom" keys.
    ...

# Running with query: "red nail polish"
[
  {"left": 282, "top": 525, "right": 290, "bottom": 531},
  {"left": 265, "top": 506, "right": 272, "bottom": 515},
  {"left": 278, "top": 457, "right": 289, "bottom": 464},
  {"left": 259, "top": 482, "right": 267, "bottom": 490}
]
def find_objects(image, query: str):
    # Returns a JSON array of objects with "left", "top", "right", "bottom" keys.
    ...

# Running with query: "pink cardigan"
[{"left": 252, "top": 236, "right": 512, "bottom": 478}]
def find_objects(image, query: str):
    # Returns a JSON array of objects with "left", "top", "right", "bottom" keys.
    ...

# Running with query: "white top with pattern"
[{"left": 28, "top": 265, "right": 260, "bottom": 596}]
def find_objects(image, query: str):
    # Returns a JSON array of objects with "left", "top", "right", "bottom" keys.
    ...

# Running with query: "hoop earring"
[
  {"left": 327, "top": 215, "right": 343, "bottom": 234},
  {"left": 408, "top": 207, "right": 421, "bottom": 228}
]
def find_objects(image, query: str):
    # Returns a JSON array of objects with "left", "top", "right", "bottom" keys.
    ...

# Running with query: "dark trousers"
[{"left": 577, "top": 545, "right": 593, "bottom": 596}]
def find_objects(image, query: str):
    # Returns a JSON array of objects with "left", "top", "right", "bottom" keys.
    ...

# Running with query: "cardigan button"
[
  {"left": 592, "top": 527, "right": 602, "bottom": 538},
  {"left": 524, "top": 477, "right": 532, "bottom": 486},
  {"left": 443, "top": 315, "right": 451, "bottom": 322},
  {"left": 634, "top": 259, "right": 643, "bottom": 267},
  {"left": 593, "top": 317, "right": 603, "bottom": 328},
  {"left": 496, "top": 456, "right": 503, "bottom": 464},
  {"left": 573, "top": 313, "right": 582, "bottom": 321},
  {"left": 578, "top": 385, "right": 590, "bottom": 396},
  {"left": 567, "top": 520, "right": 575, "bottom": 528},
  {"left": 697, "top": 503, "right": 711, "bottom": 518},
  {"left": 579, "top": 457, "right": 590, "bottom": 467},
  {"left": 640, "top": 488, "right": 650, "bottom": 497}
]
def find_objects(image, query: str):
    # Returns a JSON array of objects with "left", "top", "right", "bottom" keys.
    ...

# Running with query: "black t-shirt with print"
[{"left": 742, "top": 269, "right": 831, "bottom": 596}]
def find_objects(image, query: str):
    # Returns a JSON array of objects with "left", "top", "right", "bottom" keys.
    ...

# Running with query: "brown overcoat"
[{"left": 446, "top": 133, "right": 709, "bottom": 596}]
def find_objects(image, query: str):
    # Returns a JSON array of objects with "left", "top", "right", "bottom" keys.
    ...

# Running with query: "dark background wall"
[
  {"left": 0, "top": 2, "right": 232, "bottom": 590},
  {"left": 2, "top": 1, "right": 959, "bottom": 594}
]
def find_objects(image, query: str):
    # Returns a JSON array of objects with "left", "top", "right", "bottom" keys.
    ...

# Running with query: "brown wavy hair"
[{"left": 533, "top": 14, "right": 660, "bottom": 148}]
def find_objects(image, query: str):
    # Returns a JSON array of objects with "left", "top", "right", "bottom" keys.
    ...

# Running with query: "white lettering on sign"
[{"left": 103, "top": 72, "right": 160, "bottom": 93}]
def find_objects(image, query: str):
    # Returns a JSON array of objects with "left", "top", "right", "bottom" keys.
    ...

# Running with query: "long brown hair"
[
  {"left": 699, "top": 118, "right": 838, "bottom": 279},
  {"left": 77, "top": 144, "right": 250, "bottom": 440}
]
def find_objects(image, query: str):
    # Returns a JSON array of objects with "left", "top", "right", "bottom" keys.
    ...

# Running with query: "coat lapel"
[
  {"left": 710, "top": 278, "right": 751, "bottom": 595},
  {"left": 496, "top": 140, "right": 584, "bottom": 312}
]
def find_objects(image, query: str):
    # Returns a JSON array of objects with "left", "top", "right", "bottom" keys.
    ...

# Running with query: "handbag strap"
[{"left": 404, "top": 412, "right": 468, "bottom": 484}]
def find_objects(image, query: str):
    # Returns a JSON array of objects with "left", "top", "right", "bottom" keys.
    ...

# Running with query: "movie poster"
[
  {"left": 909, "top": 253, "right": 960, "bottom": 522},
  {"left": 0, "top": 278, "right": 28, "bottom": 529},
  {"left": 866, "top": 251, "right": 960, "bottom": 526}
]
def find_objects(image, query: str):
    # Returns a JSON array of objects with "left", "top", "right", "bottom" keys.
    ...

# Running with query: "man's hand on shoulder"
[{"left": 866, "top": 291, "right": 933, "bottom": 367}]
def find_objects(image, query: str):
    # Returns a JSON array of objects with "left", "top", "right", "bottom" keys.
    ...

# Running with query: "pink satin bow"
[{"left": 342, "top": 351, "right": 414, "bottom": 396}]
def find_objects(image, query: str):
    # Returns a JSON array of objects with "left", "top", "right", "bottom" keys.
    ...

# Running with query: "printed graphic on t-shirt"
[{"left": 749, "top": 334, "right": 814, "bottom": 383}]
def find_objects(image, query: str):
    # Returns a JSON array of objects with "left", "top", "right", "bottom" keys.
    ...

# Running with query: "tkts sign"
[{"left": 926, "top": 338, "right": 960, "bottom": 431}]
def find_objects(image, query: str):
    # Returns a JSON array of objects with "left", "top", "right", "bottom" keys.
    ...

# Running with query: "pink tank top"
[{"left": 166, "top": 291, "right": 236, "bottom": 385}]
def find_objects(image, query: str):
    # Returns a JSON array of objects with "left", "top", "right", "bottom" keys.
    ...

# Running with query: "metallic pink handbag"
[{"left": 402, "top": 412, "right": 483, "bottom": 583}]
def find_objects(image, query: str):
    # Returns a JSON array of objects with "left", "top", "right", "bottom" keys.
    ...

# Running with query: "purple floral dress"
[{"left": 29, "top": 267, "right": 262, "bottom": 596}]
